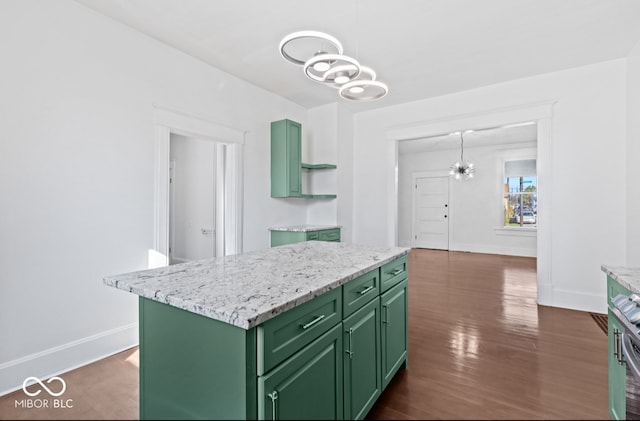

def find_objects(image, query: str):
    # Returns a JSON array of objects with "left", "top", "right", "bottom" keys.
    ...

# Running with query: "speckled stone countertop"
[
  {"left": 602, "top": 265, "right": 640, "bottom": 294},
  {"left": 268, "top": 224, "right": 341, "bottom": 232},
  {"left": 104, "top": 241, "right": 410, "bottom": 330}
]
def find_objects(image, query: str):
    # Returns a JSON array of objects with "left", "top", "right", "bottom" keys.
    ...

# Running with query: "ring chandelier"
[{"left": 279, "top": 30, "right": 388, "bottom": 101}]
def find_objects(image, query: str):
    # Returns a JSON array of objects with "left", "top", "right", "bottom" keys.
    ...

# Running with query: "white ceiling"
[{"left": 74, "top": 0, "right": 640, "bottom": 111}]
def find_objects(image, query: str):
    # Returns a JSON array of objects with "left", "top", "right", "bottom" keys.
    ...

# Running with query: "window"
[{"left": 503, "top": 159, "right": 537, "bottom": 228}]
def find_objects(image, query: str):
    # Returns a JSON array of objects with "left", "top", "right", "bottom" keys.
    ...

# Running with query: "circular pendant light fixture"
[
  {"left": 278, "top": 2, "right": 389, "bottom": 103},
  {"left": 304, "top": 54, "right": 361, "bottom": 83},
  {"left": 279, "top": 31, "right": 343, "bottom": 66},
  {"left": 338, "top": 66, "right": 388, "bottom": 100}
]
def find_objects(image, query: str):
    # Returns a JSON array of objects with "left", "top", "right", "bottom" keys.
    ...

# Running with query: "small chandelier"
[{"left": 449, "top": 131, "right": 475, "bottom": 180}]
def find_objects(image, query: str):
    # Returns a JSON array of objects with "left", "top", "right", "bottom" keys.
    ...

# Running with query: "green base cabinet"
[
  {"left": 139, "top": 298, "right": 257, "bottom": 420},
  {"left": 607, "top": 275, "right": 630, "bottom": 420},
  {"left": 381, "top": 279, "right": 409, "bottom": 388},
  {"left": 608, "top": 309, "right": 626, "bottom": 420},
  {"left": 343, "top": 298, "right": 382, "bottom": 420},
  {"left": 138, "top": 255, "right": 408, "bottom": 420},
  {"left": 259, "top": 324, "right": 343, "bottom": 420},
  {"left": 270, "top": 228, "right": 340, "bottom": 247}
]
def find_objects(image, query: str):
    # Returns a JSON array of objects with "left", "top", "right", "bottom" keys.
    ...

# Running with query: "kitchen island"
[{"left": 104, "top": 241, "right": 410, "bottom": 420}]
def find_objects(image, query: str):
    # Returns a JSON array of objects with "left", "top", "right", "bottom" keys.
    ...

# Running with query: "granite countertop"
[
  {"left": 268, "top": 224, "right": 341, "bottom": 232},
  {"left": 602, "top": 265, "right": 640, "bottom": 294},
  {"left": 104, "top": 241, "right": 409, "bottom": 330}
]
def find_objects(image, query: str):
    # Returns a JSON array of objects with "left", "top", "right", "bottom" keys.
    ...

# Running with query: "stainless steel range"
[{"left": 612, "top": 293, "right": 640, "bottom": 419}]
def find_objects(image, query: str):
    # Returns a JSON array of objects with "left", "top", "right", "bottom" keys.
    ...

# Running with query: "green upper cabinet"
[
  {"left": 271, "top": 119, "right": 337, "bottom": 199},
  {"left": 271, "top": 119, "right": 302, "bottom": 198}
]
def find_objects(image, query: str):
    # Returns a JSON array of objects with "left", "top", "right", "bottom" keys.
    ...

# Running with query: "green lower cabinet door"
[
  {"left": 343, "top": 298, "right": 382, "bottom": 420},
  {"left": 381, "top": 279, "right": 408, "bottom": 389},
  {"left": 608, "top": 309, "right": 626, "bottom": 420},
  {"left": 258, "top": 324, "right": 343, "bottom": 420}
]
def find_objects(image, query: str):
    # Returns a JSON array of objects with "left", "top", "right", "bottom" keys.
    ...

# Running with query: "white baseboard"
[
  {"left": 0, "top": 323, "right": 138, "bottom": 396},
  {"left": 551, "top": 288, "right": 607, "bottom": 314},
  {"left": 450, "top": 242, "right": 537, "bottom": 258},
  {"left": 537, "top": 283, "right": 553, "bottom": 306}
]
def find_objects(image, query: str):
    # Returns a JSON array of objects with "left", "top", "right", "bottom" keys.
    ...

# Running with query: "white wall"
[
  {"left": 306, "top": 104, "right": 339, "bottom": 225},
  {"left": 352, "top": 59, "right": 627, "bottom": 313},
  {"left": 627, "top": 40, "right": 640, "bottom": 266},
  {"left": 170, "top": 134, "right": 215, "bottom": 262},
  {"left": 0, "top": 0, "right": 309, "bottom": 394},
  {"left": 398, "top": 142, "right": 537, "bottom": 257},
  {"left": 336, "top": 104, "right": 355, "bottom": 243}
]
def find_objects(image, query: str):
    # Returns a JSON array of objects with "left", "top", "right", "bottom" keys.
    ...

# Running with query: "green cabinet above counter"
[{"left": 271, "top": 119, "right": 336, "bottom": 199}]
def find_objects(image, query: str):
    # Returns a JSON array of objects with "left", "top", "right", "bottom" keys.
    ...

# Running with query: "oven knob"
[
  {"left": 621, "top": 300, "right": 637, "bottom": 314},
  {"left": 630, "top": 308, "right": 640, "bottom": 324},
  {"left": 613, "top": 294, "right": 630, "bottom": 308},
  {"left": 632, "top": 294, "right": 640, "bottom": 304}
]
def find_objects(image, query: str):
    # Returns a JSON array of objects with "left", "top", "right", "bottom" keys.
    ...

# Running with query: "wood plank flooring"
[
  {"left": 367, "top": 249, "right": 608, "bottom": 420},
  {"left": 0, "top": 249, "right": 608, "bottom": 420}
]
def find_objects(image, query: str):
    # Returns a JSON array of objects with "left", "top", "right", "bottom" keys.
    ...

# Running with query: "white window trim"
[{"left": 493, "top": 227, "right": 537, "bottom": 236}]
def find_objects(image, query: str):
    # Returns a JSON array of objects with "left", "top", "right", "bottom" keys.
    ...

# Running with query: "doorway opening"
[
  {"left": 169, "top": 134, "right": 224, "bottom": 264},
  {"left": 152, "top": 106, "right": 245, "bottom": 268},
  {"left": 389, "top": 100, "right": 554, "bottom": 306}
]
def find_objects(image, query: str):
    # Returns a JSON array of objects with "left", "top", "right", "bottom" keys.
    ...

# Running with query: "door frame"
[
  {"left": 387, "top": 100, "right": 555, "bottom": 306},
  {"left": 411, "top": 171, "right": 452, "bottom": 249},
  {"left": 153, "top": 105, "right": 245, "bottom": 265}
]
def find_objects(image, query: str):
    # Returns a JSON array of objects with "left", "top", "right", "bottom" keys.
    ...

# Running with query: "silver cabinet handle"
[
  {"left": 267, "top": 390, "right": 278, "bottom": 420},
  {"left": 388, "top": 268, "right": 403, "bottom": 276},
  {"left": 614, "top": 329, "right": 620, "bottom": 361},
  {"left": 301, "top": 314, "right": 325, "bottom": 330},
  {"left": 382, "top": 305, "right": 388, "bottom": 324},
  {"left": 359, "top": 285, "right": 375, "bottom": 295},
  {"left": 346, "top": 328, "right": 354, "bottom": 359}
]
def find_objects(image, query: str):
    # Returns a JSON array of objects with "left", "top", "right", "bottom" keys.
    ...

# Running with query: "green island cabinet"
[
  {"left": 270, "top": 227, "right": 341, "bottom": 247},
  {"left": 608, "top": 275, "right": 630, "bottom": 420},
  {"left": 138, "top": 254, "right": 408, "bottom": 420},
  {"left": 271, "top": 118, "right": 337, "bottom": 199}
]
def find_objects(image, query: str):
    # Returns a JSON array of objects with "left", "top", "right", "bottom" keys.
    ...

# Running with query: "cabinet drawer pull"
[
  {"left": 359, "top": 285, "right": 375, "bottom": 295},
  {"left": 301, "top": 314, "right": 325, "bottom": 330},
  {"left": 388, "top": 268, "right": 403, "bottom": 276},
  {"left": 268, "top": 390, "right": 278, "bottom": 420},
  {"left": 382, "top": 305, "right": 388, "bottom": 324}
]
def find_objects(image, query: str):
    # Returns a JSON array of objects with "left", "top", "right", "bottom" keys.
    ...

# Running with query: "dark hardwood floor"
[
  {"left": 0, "top": 249, "right": 608, "bottom": 420},
  {"left": 367, "top": 249, "right": 608, "bottom": 420}
]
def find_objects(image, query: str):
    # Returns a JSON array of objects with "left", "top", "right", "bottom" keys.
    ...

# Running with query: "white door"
[{"left": 414, "top": 176, "right": 449, "bottom": 250}]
